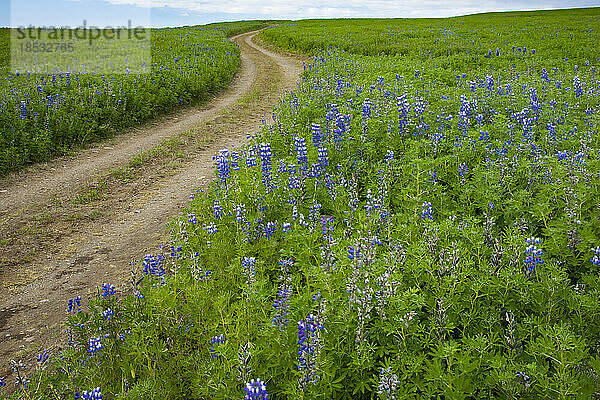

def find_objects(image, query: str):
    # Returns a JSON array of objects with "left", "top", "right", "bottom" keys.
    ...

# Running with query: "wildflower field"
[
  {"left": 0, "top": 21, "right": 267, "bottom": 175},
  {"left": 3, "top": 7, "right": 600, "bottom": 400}
]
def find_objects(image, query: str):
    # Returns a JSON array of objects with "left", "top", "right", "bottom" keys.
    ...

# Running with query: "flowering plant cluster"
[{"left": 4, "top": 11, "right": 600, "bottom": 400}]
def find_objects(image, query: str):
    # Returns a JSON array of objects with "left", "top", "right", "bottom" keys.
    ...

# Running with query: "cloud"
[{"left": 98, "top": 0, "right": 597, "bottom": 19}]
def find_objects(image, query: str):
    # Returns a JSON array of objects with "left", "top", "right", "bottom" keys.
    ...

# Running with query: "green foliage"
[
  {"left": 0, "top": 22, "right": 269, "bottom": 175},
  {"left": 3, "top": 8, "right": 600, "bottom": 400}
]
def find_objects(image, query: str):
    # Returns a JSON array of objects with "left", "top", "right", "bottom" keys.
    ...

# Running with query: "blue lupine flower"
[
  {"left": 37, "top": 350, "right": 50, "bottom": 365},
  {"left": 573, "top": 76, "right": 583, "bottom": 97},
  {"left": 298, "top": 313, "right": 324, "bottom": 389},
  {"left": 67, "top": 296, "right": 82, "bottom": 313},
  {"left": 209, "top": 334, "right": 225, "bottom": 359},
  {"left": 102, "top": 308, "right": 114, "bottom": 321},
  {"left": 0, "top": 377, "right": 5, "bottom": 387},
  {"left": 348, "top": 245, "right": 356, "bottom": 260},
  {"left": 87, "top": 336, "right": 103, "bottom": 354},
  {"left": 246, "top": 147, "right": 258, "bottom": 168},
  {"left": 591, "top": 247, "right": 600, "bottom": 266},
  {"left": 188, "top": 213, "right": 197, "bottom": 224},
  {"left": 295, "top": 136, "right": 308, "bottom": 171},
  {"left": 318, "top": 147, "right": 328, "bottom": 169},
  {"left": 282, "top": 222, "right": 291, "bottom": 233},
  {"left": 170, "top": 245, "right": 183, "bottom": 259},
  {"left": 80, "top": 387, "right": 103, "bottom": 400},
  {"left": 378, "top": 366, "right": 399, "bottom": 400},
  {"left": 242, "top": 257, "right": 256, "bottom": 286},
  {"left": 362, "top": 98, "right": 373, "bottom": 119},
  {"left": 264, "top": 222, "right": 277, "bottom": 239},
  {"left": 458, "top": 163, "right": 468, "bottom": 179},
  {"left": 20, "top": 101, "right": 27, "bottom": 120},
  {"left": 215, "top": 149, "right": 230, "bottom": 184},
  {"left": 385, "top": 150, "right": 394, "bottom": 164},
  {"left": 524, "top": 237, "right": 544, "bottom": 272},
  {"left": 311, "top": 123, "right": 322, "bottom": 147},
  {"left": 100, "top": 283, "right": 116, "bottom": 298},
  {"left": 142, "top": 254, "right": 165, "bottom": 277},
  {"left": 205, "top": 223, "right": 218, "bottom": 235},
  {"left": 231, "top": 151, "right": 240, "bottom": 171},
  {"left": 421, "top": 202, "right": 433, "bottom": 221},
  {"left": 541, "top": 68, "right": 550, "bottom": 83},
  {"left": 260, "top": 143, "right": 272, "bottom": 186},
  {"left": 244, "top": 379, "right": 269, "bottom": 400},
  {"left": 213, "top": 200, "right": 224, "bottom": 220}
]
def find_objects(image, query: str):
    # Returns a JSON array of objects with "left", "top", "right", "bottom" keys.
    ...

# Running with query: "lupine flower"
[
  {"left": 37, "top": 350, "right": 50, "bottom": 365},
  {"left": 573, "top": 76, "right": 583, "bottom": 97},
  {"left": 317, "top": 147, "right": 328, "bottom": 169},
  {"left": 242, "top": 257, "right": 257, "bottom": 291},
  {"left": 100, "top": 283, "right": 116, "bottom": 298},
  {"left": 264, "top": 221, "right": 277, "bottom": 239},
  {"left": 142, "top": 254, "right": 165, "bottom": 277},
  {"left": 231, "top": 151, "right": 240, "bottom": 171},
  {"left": 20, "top": 101, "right": 27, "bottom": 120},
  {"left": 294, "top": 136, "right": 308, "bottom": 171},
  {"left": 590, "top": 247, "right": 600, "bottom": 266},
  {"left": 188, "top": 213, "right": 197, "bottom": 224},
  {"left": 205, "top": 223, "right": 218, "bottom": 235},
  {"left": 272, "top": 260, "right": 293, "bottom": 330},
  {"left": 260, "top": 143, "right": 272, "bottom": 187},
  {"left": 244, "top": 379, "right": 269, "bottom": 400},
  {"left": 298, "top": 314, "right": 324, "bottom": 389},
  {"left": 516, "top": 371, "right": 531, "bottom": 389},
  {"left": 311, "top": 123, "right": 322, "bottom": 147},
  {"left": 102, "top": 308, "right": 114, "bottom": 321},
  {"left": 209, "top": 334, "right": 226, "bottom": 359},
  {"left": 421, "top": 202, "right": 433, "bottom": 221},
  {"left": 67, "top": 296, "right": 82, "bottom": 313},
  {"left": 524, "top": 237, "right": 544, "bottom": 272},
  {"left": 385, "top": 150, "right": 394, "bottom": 164},
  {"left": 378, "top": 366, "right": 399, "bottom": 400},
  {"left": 79, "top": 387, "right": 103, "bottom": 400},
  {"left": 213, "top": 201, "right": 224, "bottom": 220},
  {"left": 88, "top": 336, "right": 103, "bottom": 354},
  {"left": 215, "top": 149, "right": 230, "bottom": 183},
  {"left": 246, "top": 147, "right": 258, "bottom": 168},
  {"left": 0, "top": 376, "right": 5, "bottom": 387}
]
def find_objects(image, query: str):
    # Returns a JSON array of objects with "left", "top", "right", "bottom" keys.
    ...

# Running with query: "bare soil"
[{"left": 0, "top": 30, "right": 304, "bottom": 383}]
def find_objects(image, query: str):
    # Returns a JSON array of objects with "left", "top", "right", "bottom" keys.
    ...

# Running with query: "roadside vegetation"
[{"left": 2, "top": 8, "right": 600, "bottom": 399}]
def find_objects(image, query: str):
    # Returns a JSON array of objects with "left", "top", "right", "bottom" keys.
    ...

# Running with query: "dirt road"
[{"left": 0, "top": 30, "right": 303, "bottom": 380}]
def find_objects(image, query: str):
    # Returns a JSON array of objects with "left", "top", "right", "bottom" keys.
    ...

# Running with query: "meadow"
[
  {"left": 0, "top": 21, "right": 268, "bottom": 175},
  {"left": 2, "top": 8, "right": 600, "bottom": 400}
]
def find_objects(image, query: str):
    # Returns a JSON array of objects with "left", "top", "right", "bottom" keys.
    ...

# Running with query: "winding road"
[{"left": 0, "top": 30, "right": 303, "bottom": 379}]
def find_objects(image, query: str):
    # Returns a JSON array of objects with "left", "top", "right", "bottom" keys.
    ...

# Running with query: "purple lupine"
[
  {"left": 524, "top": 237, "right": 544, "bottom": 273},
  {"left": 244, "top": 379, "right": 269, "bottom": 400},
  {"left": 67, "top": 296, "right": 82, "bottom": 313},
  {"left": 297, "top": 314, "right": 324, "bottom": 389},
  {"left": 272, "top": 259, "right": 293, "bottom": 330},
  {"left": 421, "top": 202, "right": 433, "bottom": 221},
  {"left": 209, "top": 334, "right": 226, "bottom": 359},
  {"left": 87, "top": 336, "right": 103, "bottom": 354},
  {"left": 590, "top": 247, "right": 600, "bottom": 266},
  {"left": 215, "top": 149, "right": 230, "bottom": 184},
  {"left": 143, "top": 254, "right": 165, "bottom": 277},
  {"left": 100, "top": 283, "right": 116, "bottom": 298},
  {"left": 318, "top": 147, "right": 328, "bottom": 169},
  {"left": 378, "top": 366, "right": 399, "bottom": 400},
  {"left": 294, "top": 136, "right": 308, "bottom": 172},
  {"left": 311, "top": 123, "right": 322, "bottom": 147},
  {"left": 260, "top": 143, "right": 272, "bottom": 187}
]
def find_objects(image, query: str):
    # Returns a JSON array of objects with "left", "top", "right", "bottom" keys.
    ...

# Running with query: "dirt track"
[{"left": 0, "top": 30, "right": 303, "bottom": 380}]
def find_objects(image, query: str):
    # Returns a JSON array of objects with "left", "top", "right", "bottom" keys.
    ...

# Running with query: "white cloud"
[{"left": 98, "top": 0, "right": 596, "bottom": 19}]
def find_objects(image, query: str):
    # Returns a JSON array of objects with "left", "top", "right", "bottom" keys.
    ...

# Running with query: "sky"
[{"left": 1, "top": 0, "right": 598, "bottom": 27}]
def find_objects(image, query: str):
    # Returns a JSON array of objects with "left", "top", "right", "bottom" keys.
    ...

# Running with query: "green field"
[
  {"left": 0, "top": 21, "right": 268, "bottom": 175},
  {"left": 2, "top": 8, "right": 600, "bottom": 400}
]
